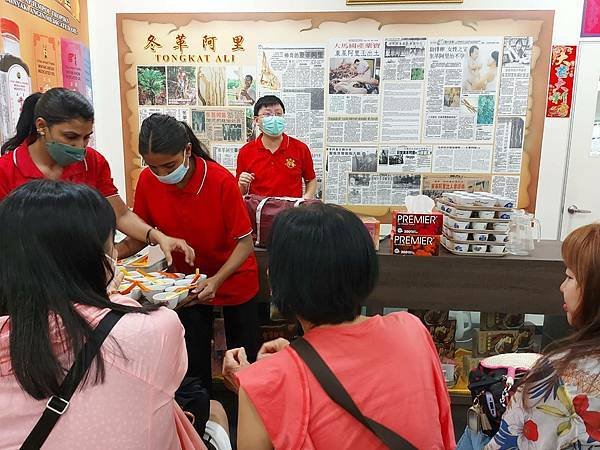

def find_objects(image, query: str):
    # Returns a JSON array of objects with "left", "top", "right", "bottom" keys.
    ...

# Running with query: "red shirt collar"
[
  {"left": 256, "top": 133, "right": 290, "bottom": 154},
  {"left": 13, "top": 141, "right": 88, "bottom": 179}
]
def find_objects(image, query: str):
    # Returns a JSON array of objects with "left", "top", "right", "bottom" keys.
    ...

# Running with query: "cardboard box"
[
  {"left": 359, "top": 216, "right": 381, "bottom": 251},
  {"left": 475, "top": 324, "right": 537, "bottom": 357},
  {"left": 436, "top": 342, "right": 456, "bottom": 362},
  {"left": 392, "top": 211, "right": 444, "bottom": 235},
  {"left": 392, "top": 234, "right": 440, "bottom": 256},
  {"left": 480, "top": 312, "right": 525, "bottom": 330},
  {"left": 260, "top": 322, "right": 299, "bottom": 343},
  {"left": 427, "top": 319, "right": 457, "bottom": 345},
  {"left": 408, "top": 309, "right": 450, "bottom": 325},
  {"left": 474, "top": 329, "right": 519, "bottom": 356}
]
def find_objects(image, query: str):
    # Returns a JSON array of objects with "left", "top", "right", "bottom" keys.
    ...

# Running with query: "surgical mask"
[
  {"left": 261, "top": 116, "right": 286, "bottom": 137},
  {"left": 46, "top": 141, "right": 87, "bottom": 167},
  {"left": 153, "top": 153, "right": 190, "bottom": 185}
]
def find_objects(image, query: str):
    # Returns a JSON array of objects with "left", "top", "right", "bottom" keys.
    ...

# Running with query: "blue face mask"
[
  {"left": 153, "top": 153, "right": 190, "bottom": 185},
  {"left": 261, "top": 116, "right": 286, "bottom": 137}
]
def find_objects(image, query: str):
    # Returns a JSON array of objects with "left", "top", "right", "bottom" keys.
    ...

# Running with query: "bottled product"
[{"left": 0, "top": 18, "right": 32, "bottom": 146}]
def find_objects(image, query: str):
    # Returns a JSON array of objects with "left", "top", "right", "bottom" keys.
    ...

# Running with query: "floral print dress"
[{"left": 485, "top": 358, "right": 600, "bottom": 450}]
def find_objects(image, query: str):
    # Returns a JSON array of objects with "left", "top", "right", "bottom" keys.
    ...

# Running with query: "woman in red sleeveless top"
[{"left": 224, "top": 203, "right": 455, "bottom": 449}]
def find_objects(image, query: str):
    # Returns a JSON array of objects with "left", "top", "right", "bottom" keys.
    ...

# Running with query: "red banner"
[
  {"left": 546, "top": 45, "right": 577, "bottom": 118},
  {"left": 582, "top": 0, "right": 600, "bottom": 37}
]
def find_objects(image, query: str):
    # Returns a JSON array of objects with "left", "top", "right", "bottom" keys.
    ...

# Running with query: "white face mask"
[{"left": 153, "top": 152, "right": 190, "bottom": 185}]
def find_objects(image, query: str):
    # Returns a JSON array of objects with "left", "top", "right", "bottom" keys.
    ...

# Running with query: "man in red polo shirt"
[{"left": 236, "top": 95, "right": 317, "bottom": 198}]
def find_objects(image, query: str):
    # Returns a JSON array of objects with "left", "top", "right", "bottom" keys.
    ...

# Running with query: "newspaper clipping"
[
  {"left": 139, "top": 107, "right": 164, "bottom": 126},
  {"left": 381, "top": 81, "right": 422, "bottom": 142},
  {"left": 164, "top": 108, "right": 190, "bottom": 123},
  {"left": 378, "top": 145, "right": 433, "bottom": 173},
  {"left": 432, "top": 145, "right": 493, "bottom": 173},
  {"left": 328, "top": 38, "right": 381, "bottom": 115},
  {"left": 227, "top": 66, "right": 257, "bottom": 107},
  {"left": 258, "top": 45, "right": 326, "bottom": 92},
  {"left": 492, "top": 175, "right": 520, "bottom": 201},
  {"left": 493, "top": 117, "right": 525, "bottom": 173},
  {"left": 380, "top": 38, "right": 426, "bottom": 142},
  {"left": 383, "top": 37, "right": 426, "bottom": 82},
  {"left": 324, "top": 147, "right": 378, "bottom": 204},
  {"left": 327, "top": 116, "right": 379, "bottom": 144},
  {"left": 424, "top": 38, "right": 501, "bottom": 142},
  {"left": 422, "top": 174, "right": 491, "bottom": 199},
  {"left": 258, "top": 44, "right": 326, "bottom": 178},
  {"left": 499, "top": 37, "right": 533, "bottom": 116},
  {"left": 191, "top": 108, "right": 246, "bottom": 143},
  {"left": 280, "top": 89, "right": 325, "bottom": 152},
  {"left": 211, "top": 143, "right": 240, "bottom": 171},
  {"left": 347, "top": 173, "right": 421, "bottom": 206}
]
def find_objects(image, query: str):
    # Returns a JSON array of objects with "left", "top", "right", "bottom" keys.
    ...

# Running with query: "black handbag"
[
  {"left": 467, "top": 353, "right": 540, "bottom": 437},
  {"left": 20, "top": 311, "right": 124, "bottom": 450},
  {"left": 291, "top": 337, "right": 417, "bottom": 450}
]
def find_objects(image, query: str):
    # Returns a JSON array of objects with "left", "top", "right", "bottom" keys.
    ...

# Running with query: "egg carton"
[
  {"left": 439, "top": 209, "right": 511, "bottom": 233},
  {"left": 436, "top": 197, "right": 512, "bottom": 212},
  {"left": 441, "top": 235, "right": 507, "bottom": 257},
  {"left": 443, "top": 226, "right": 508, "bottom": 244}
]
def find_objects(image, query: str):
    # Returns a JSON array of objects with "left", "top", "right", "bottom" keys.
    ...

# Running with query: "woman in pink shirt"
[
  {"left": 223, "top": 203, "right": 455, "bottom": 449},
  {"left": 0, "top": 180, "right": 208, "bottom": 449}
]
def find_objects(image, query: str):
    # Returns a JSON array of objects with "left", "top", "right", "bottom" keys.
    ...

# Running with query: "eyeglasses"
[{"left": 258, "top": 112, "right": 284, "bottom": 118}]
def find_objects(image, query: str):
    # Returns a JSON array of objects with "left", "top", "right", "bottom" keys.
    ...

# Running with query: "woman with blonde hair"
[{"left": 483, "top": 223, "right": 600, "bottom": 449}]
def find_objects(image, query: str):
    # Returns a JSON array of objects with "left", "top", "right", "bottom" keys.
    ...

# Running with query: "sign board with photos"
[{"left": 117, "top": 11, "right": 553, "bottom": 216}]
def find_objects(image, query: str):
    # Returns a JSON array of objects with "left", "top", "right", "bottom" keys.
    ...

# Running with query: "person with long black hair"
[
  {"left": 118, "top": 113, "right": 260, "bottom": 392},
  {"left": 0, "top": 180, "right": 209, "bottom": 449},
  {"left": 0, "top": 88, "right": 194, "bottom": 266}
]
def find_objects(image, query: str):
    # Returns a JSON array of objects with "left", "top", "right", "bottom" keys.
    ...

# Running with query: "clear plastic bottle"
[{"left": 0, "top": 18, "right": 32, "bottom": 146}]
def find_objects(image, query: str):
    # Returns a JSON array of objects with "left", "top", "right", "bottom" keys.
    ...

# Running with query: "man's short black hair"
[
  {"left": 254, "top": 95, "right": 285, "bottom": 117},
  {"left": 354, "top": 59, "right": 360, "bottom": 63},
  {"left": 268, "top": 203, "right": 378, "bottom": 326}
]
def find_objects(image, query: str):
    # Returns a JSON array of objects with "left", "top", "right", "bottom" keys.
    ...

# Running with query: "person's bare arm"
[
  {"left": 237, "top": 387, "right": 273, "bottom": 450},
  {"left": 107, "top": 195, "right": 195, "bottom": 266},
  {"left": 115, "top": 237, "right": 147, "bottom": 260},
  {"left": 303, "top": 178, "right": 317, "bottom": 199}
]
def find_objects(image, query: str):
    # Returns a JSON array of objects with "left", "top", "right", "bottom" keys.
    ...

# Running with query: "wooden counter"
[{"left": 254, "top": 240, "right": 565, "bottom": 315}]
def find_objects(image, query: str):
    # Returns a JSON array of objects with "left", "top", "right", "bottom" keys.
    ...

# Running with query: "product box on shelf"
[
  {"left": 392, "top": 211, "right": 444, "bottom": 235},
  {"left": 392, "top": 233, "right": 440, "bottom": 256},
  {"left": 474, "top": 324, "right": 537, "bottom": 357},
  {"left": 408, "top": 309, "right": 450, "bottom": 325},
  {"left": 259, "top": 322, "right": 299, "bottom": 343},
  {"left": 436, "top": 342, "right": 456, "bottom": 362},
  {"left": 480, "top": 312, "right": 525, "bottom": 330},
  {"left": 427, "top": 320, "right": 457, "bottom": 345},
  {"left": 359, "top": 215, "right": 381, "bottom": 251}
]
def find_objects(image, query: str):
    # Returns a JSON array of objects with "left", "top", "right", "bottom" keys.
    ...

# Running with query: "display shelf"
[{"left": 255, "top": 240, "right": 565, "bottom": 315}]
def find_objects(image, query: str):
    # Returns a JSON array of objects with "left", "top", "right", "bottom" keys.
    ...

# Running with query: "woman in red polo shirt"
[
  {"left": 0, "top": 88, "right": 194, "bottom": 266},
  {"left": 119, "top": 113, "right": 259, "bottom": 391}
]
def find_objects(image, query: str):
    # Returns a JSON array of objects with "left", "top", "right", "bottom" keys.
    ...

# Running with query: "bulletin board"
[
  {"left": 116, "top": 11, "right": 554, "bottom": 217},
  {"left": 0, "top": 0, "right": 92, "bottom": 146}
]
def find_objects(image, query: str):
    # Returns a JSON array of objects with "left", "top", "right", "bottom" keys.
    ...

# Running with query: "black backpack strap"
[
  {"left": 290, "top": 337, "right": 417, "bottom": 450},
  {"left": 20, "top": 310, "right": 124, "bottom": 450}
]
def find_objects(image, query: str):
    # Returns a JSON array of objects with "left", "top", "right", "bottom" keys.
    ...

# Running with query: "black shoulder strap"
[
  {"left": 291, "top": 337, "right": 417, "bottom": 450},
  {"left": 20, "top": 310, "right": 124, "bottom": 450}
]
